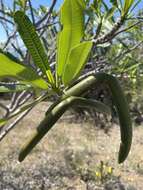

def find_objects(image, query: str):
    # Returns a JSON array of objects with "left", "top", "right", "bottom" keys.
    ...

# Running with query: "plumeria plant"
[{"left": 0, "top": 0, "right": 139, "bottom": 163}]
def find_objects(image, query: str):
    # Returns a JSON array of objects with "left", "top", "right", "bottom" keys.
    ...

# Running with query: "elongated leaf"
[
  {"left": 123, "top": 0, "right": 134, "bottom": 14},
  {"left": 105, "top": 7, "right": 116, "bottom": 20},
  {"left": 0, "top": 120, "right": 6, "bottom": 127},
  {"left": 0, "top": 53, "right": 48, "bottom": 89},
  {"left": 62, "top": 41, "right": 92, "bottom": 85},
  {"left": 0, "top": 83, "right": 32, "bottom": 92},
  {"left": 57, "top": 0, "right": 85, "bottom": 76},
  {"left": 14, "top": 11, "right": 54, "bottom": 85},
  {"left": 0, "top": 48, "right": 21, "bottom": 63}
]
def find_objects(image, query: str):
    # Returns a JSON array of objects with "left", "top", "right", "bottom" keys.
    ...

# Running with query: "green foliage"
[
  {"left": 123, "top": 0, "right": 134, "bottom": 15},
  {"left": 14, "top": 11, "right": 54, "bottom": 86},
  {"left": 94, "top": 161, "right": 114, "bottom": 184},
  {"left": 0, "top": 53, "right": 48, "bottom": 90},
  {"left": 110, "top": 0, "right": 118, "bottom": 8},
  {"left": 107, "top": 15, "right": 143, "bottom": 84},
  {"left": 57, "top": 0, "right": 86, "bottom": 78},
  {"left": 62, "top": 41, "right": 93, "bottom": 85},
  {"left": 0, "top": 83, "right": 31, "bottom": 93}
]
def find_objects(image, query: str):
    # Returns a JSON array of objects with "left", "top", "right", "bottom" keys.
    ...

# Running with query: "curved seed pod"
[
  {"left": 72, "top": 97, "right": 111, "bottom": 115},
  {"left": 94, "top": 73, "right": 132, "bottom": 164},
  {"left": 19, "top": 73, "right": 132, "bottom": 163},
  {"left": 19, "top": 98, "right": 69, "bottom": 162},
  {"left": 19, "top": 96, "right": 110, "bottom": 162},
  {"left": 64, "top": 73, "right": 132, "bottom": 163}
]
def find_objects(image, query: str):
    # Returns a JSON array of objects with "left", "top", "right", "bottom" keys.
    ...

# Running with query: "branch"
[
  {"left": 114, "top": 21, "right": 143, "bottom": 37},
  {"left": 3, "top": 30, "right": 17, "bottom": 50},
  {"left": 0, "top": 107, "right": 33, "bottom": 141},
  {"left": 112, "top": 40, "right": 143, "bottom": 62},
  {"left": 9, "top": 91, "right": 32, "bottom": 112},
  {"left": 35, "top": 0, "right": 57, "bottom": 27},
  {"left": 37, "top": 21, "right": 59, "bottom": 31},
  {"left": 11, "top": 43, "right": 25, "bottom": 60},
  {"left": 92, "top": 16, "right": 125, "bottom": 45},
  {"left": 0, "top": 16, "right": 14, "bottom": 25}
]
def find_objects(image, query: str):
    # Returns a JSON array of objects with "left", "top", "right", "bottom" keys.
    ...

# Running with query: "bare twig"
[
  {"left": 37, "top": 21, "right": 59, "bottom": 31},
  {"left": 0, "top": 107, "right": 33, "bottom": 141},
  {"left": 0, "top": 9, "right": 13, "bottom": 18},
  {"left": 3, "top": 30, "right": 17, "bottom": 50},
  {"left": 9, "top": 91, "right": 32, "bottom": 112},
  {"left": 92, "top": 16, "right": 125, "bottom": 45},
  {"left": 112, "top": 40, "right": 143, "bottom": 62},
  {"left": 35, "top": 0, "right": 57, "bottom": 27},
  {"left": 28, "top": 0, "right": 35, "bottom": 24},
  {"left": 114, "top": 21, "right": 143, "bottom": 37},
  {"left": 18, "top": 93, "right": 33, "bottom": 106},
  {"left": 0, "top": 102, "right": 9, "bottom": 116},
  {"left": 0, "top": 16, "right": 14, "bottom": 25},
  {"left": 11, "top": 43, "right": 25, "bottom": 59}
]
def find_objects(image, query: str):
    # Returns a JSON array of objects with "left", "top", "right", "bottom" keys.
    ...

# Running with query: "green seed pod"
[
  {"left": 19, "top": 97, "right": 69, "bottom": 162},
  {"left": 64, "top": 73, "right": 132, "bottom": 163},
  {"left": 19, "top": 73, "right": 132, "bottom": 163},
  {"left": 19, "top": 96, "right": 110, "bottom": 162}
]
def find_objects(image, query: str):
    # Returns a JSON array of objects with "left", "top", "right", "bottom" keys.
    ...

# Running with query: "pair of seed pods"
[{"left": 19, "top": 73, "right": 132, "bottom": 164}]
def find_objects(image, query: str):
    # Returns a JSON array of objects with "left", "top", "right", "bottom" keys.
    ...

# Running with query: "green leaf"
[
  {"left": 0, "top": 48, "right": 21, "bottom": 63},
  {"left": 0, "top": 120, "right": 6, "bottom": 127},
  {"left": 0, "top": 83, "right": 32, "bottom": 92},
  {"left": 14, "top": 0, "right": 27, "bottom": 8},
  {"left": 57, "top": 0, "right": 86, "bottom": 77},
  {"left": 123, "top": 0, "right": 134, "bottom": 14},
  {"left": 105, "top": 7, "right": 116, "bottom": 20},
  {"left": 14, "top": 11, "right": 54, "bottom": 85},
  {"left": 110, "top": 0, "right": 118, "bottom": 7},
  {"left": 0, "top": 53, "right": 48, "bottom": 90},
  {"left": 62, "top": 41, "right": 92, "bottom": 86}
]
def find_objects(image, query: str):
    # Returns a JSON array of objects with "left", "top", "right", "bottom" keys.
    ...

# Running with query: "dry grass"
[{"left": 0, "top": 102, "right": 143, "bottom": 189}]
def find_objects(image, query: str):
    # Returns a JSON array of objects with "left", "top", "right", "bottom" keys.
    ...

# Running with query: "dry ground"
[{"left": 0, "top": 102, "right": 143, "bottom": 189}]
